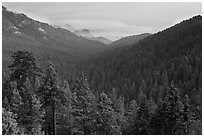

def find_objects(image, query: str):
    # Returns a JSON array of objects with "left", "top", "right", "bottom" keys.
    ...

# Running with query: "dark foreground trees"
[
  {"left": 38, "top": 63, "right": 66, "bottom": 135},
  {"left": 2, "top": 51, "right": 202, "bottom": 135}
]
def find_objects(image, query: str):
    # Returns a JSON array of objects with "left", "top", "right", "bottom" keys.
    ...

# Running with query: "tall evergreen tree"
[
  {"left": 136, "top": 93, "right": 151, "bottom": 134},
  {"left": 182, "top": 94, "right": 192, "bottom": 134},
  {"left": 151, "top": 84, "right": 184, "bottom": 134},
  {"left": 109, "top": 88, "right": 125, "bottom": 131},
  {"left": 6, "top": 51, "right": 44, "bottom": 134},
  {"left": 55, "top": 81, "right": 75, "bottom": 135},
  {"left": 95, "top": 92, "right": 121, "bottom": 135},
  {"left": 8, "top": 51, "right": 41, "bottom": 90},
  {"left": 71, "top": 76, "right": 97, "bottom": 135},
  {"left": 38, "top": 64, "right": 65, "bottom": 135}
]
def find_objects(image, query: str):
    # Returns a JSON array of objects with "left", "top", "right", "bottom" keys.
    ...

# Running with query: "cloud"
[
  {"left": 3, "top": 2, "right": 201, "bottom": 40},
  {"left": 53, "top": 19, "right": 153, "bottom": 40}
]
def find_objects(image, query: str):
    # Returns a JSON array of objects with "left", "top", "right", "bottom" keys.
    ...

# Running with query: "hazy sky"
[{"left": 3, "top": 2, "right": 201, "bottom": 40}]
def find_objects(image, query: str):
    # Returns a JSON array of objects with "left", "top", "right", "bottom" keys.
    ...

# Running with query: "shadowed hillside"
[{"left": 2, "top": 6, "right": 109, "bottom": 78}]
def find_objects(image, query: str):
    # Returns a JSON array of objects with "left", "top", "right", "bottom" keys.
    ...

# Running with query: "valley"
[{"left": 2, "top": 4, "right": 202, "bottom": 135}]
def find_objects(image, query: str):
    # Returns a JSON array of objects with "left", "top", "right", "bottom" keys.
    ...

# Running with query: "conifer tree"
[
  {"left": 8, "top": 51, "right": 41, "bottom": 90},
  {"left": 136, "top": 93, "right": 151, "bottom": 134},
  {"left": 182, "top": 94, "right": 192, "bottom": 134},
  {"left": 151, "top": 84, "right": 184, "bottom": 134},
  {"left": 56, "top": 81, "right": 77, "bottom": 135},
  {"left": 30, "top": 94, "right": 45, "bottom": 134},
  {"left": 11, "top": 78, "right": 44, "bottom": 134},
  {"left": 139, "top": 79, "right": 147, "bottom": 96},
  {"left": 95, "top": 92, "right": 121, "bottom": 135},
  {"left": 123, "top": 100, "right": 138, "bottom": 134},
  {"left": 165, "top": 84, "right": 184, "bottom": 134},
  {"left": 6, "top": 51, "right": 44, "bottom": 134},
  {"left": 71, "top": 76, "right": 97, "bottom": 135},
  {"left": 110, "top": 88, "right": 125, "bottom": 130},
  {"left": 38, "top": 64, "right": 65, "bottom": 135},
  {"left": 115, "top": 96, "right": 125, "bottom": 128}
]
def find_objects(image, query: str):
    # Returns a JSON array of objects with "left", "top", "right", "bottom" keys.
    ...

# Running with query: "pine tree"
[
  {"left": 139, "top": 79, "right": 147, "bottom": 97},
  {"left": 123, "top": 100, "right": 138, "bottom": 134},
  {"left": 165, "top": 84, "right": 184, "bottom": 134},
  {"left": 38, "top": 63, "right": 65, "bottom": 135},
  {"left": 8, "top": 51, "right": 41, "bottom": 90},
  {"left": 162, "top": 70, "right": 169, "bottom": 89},
  {"left": 30, "top": 94, "right": 45, "bottom": 134},
  {"left": 12, "top": 78, "right": 44, "bottom": 134},
  {"left": 151, "top": 84, "right": 184, "bottom": 135},
  {"left": 115, "top": 96, "right": 125, "bottom": 129},
  {"left": 110, "top": 88, "right": 125, "bottom": 131},
  {"left": 150, "top": 99, "right": 168, "bottom": 134},
  {"left": 182, "top": 94, "right": 192, "bottom": 134},
  {"left": 6, "top": 51, "right": 44, "bottom": 134},
  {"left": 71, "top": 76, "right": 97, "bottom": 135},
  {"left": 95, "top": 92, "right": 121, "bottom": 135},
  {"left": 56, "top": 81, "right": 78, "bottom": 135},
  {"left": 136, "top": 93, "right": 151, "bottom": 134}
]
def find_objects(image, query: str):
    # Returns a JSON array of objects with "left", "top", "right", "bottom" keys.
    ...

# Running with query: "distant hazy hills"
[
  {"left": 74, "top": 29, "right": 94, "bottom": 37},
  {"left": 109, "top": 33, "right": 151, "bottom": 47},
  {"left": 2, "top": 5, "right": 152, "bottom": 78},
  {"left": 74, "top": 29, "right": 112, "bottom": 45},
  {"left": 73, "top": 29, "right": 150, "bottom": 46}
]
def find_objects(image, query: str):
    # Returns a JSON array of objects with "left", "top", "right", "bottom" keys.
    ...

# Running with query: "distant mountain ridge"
[
  {"left": 109, "top": 33, "right": 151, "bottom": 47},
  {"left": 74, "top": 29, "right": 112, "bottom": 45},
  {"left": 74, "top": 29, "right": 94, "bottom": 37},
  {"left": 2, "top": 6, "right": 109, "bottom": 78}
]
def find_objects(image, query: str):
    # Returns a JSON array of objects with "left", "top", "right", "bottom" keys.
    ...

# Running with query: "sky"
[{"left": 3, "top": 2, "right": 202, "bottom": 40}]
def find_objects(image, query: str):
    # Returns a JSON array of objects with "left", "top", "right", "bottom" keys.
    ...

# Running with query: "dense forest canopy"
[
  {"left": 77, "top": 15, "right": 202, "bottom": 105},
  {"left": 2, "top": 50, "right": 202, "bottom": 135}
]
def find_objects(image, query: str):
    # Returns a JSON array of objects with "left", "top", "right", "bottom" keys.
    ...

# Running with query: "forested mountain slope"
[
  {"left": 2, "top": 6, "right": 108, "bottom": 78},
  {"left": 109, "top": 33, "right": 151, "bottom": 47},
  {"left": 2, "top": 14, "right": 202, "bottom": 135},
  {"left": 78, "top": 15, "right": 202, "bottom": 109}
]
